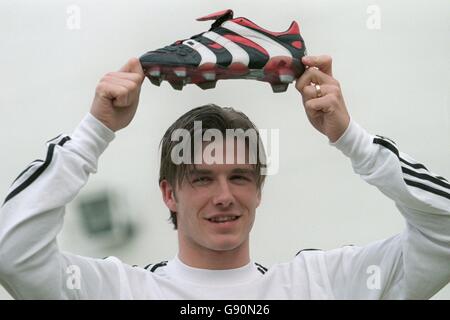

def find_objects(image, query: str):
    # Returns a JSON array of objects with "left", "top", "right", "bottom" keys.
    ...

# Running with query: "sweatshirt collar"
[{"left": 166, "top": 254, "right": 262, "bottom": 287}]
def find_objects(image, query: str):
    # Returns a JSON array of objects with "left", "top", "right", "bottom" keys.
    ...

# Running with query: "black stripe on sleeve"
[
  {"left": 373, "top": 137, "right": 399, "bottom": 157},
  {"left": 254, "top": 262, "right": 268, "bottom": 272},
  {"left": 2, "top": 137, "right": 71, "bottom": 206},
  {"left": 12, "top": 160, "right": 44, "bottom": 184},
  {"left": 400, "top": 158, "right": 428, "bottom": 171},
  {"left": 149, "top": 261, "right": 168, "bottom": 273},
  {"left": 374, "top": 137, "right": 431, "bottom": 171},
  {"left": 373, "top": 137, "right": 449, "bottom": 200},
  {"left": 405, "top": 179, "right": 450, "bottom": 200},
  {"left": 256, "top": 267, "right": 266, "bottom": 275},
  {"left": 402, "top": 167, "right": 450, "bottom": 190},
  {"left": 375, "top": 134, "right": 397, "bottom": 146},
  {"left": 295, "top": 248, "right": 322, "bottom": 256},
  {"left": 46, "top": 134, "right": 62, "bottom": 144}
]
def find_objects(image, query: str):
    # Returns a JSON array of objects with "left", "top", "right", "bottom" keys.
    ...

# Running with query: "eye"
[
  {"left": 230, "top": 175, "right": 250, "bottom": 182},
  {"left": 192, "top": 176, "right": 211, "bottom": 184}
]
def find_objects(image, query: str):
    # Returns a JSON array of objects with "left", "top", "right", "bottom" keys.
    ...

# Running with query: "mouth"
[{"left": 205, "top": 216, "right": 241, "bottom": 224}]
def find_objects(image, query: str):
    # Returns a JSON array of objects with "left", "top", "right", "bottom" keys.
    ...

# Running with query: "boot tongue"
[
  {"left": 171, "top": 10, "right": 233, "bottom": 45},
  {"left": 196, "top": 9, "right": 233, "bottom": 30},
  {"left": 196, "top": 9, "right": 233, "bottom": 22}
]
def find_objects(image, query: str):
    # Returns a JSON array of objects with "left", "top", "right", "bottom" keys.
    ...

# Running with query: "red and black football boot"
[{"left": 139, "top": 9, "right": 307, "bottom": 93}]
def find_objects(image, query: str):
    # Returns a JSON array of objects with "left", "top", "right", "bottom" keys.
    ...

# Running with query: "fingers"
[
  {"left": 296, "top": 55, "right": 341, "bottom": 109},
  {"left": 302, "top": 55, "right": 333, "bottom": 77},
  {"left": 297, "top": 67, "right": 343, "bottom": 115},
  {"left": 94, "top": 58, "right": 145, "bottom": 108},
  {"left": 96, "top": 75, "right": 140, "bottom": 107},
  {"left": 303, "top": 94, "right": 338, "bottom": 114},
  {"left": 96, "top": 82, "right": 129, "bottom": 107},
  {"left": 295, "top": 67, "right": 338, "bottom": 93},
  {"left": 112, "top": 86, "right": 130, "bottom": 108},
  {"left": 301, "top": 83, "right": 341, "bottom": 101}
]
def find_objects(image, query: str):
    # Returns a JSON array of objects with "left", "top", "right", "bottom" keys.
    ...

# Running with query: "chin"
[{"left": 208, "top": 237, "right": 245, "bottom": 252}]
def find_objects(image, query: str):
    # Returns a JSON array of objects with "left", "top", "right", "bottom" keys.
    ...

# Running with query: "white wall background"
[{"left": 0, "top": 0, "right": 449, "bottom": 299}]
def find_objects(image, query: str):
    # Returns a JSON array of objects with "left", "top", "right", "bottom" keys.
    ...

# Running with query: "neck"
[{"left": 178, "top": 237, "right": 250, "bottom": 270}]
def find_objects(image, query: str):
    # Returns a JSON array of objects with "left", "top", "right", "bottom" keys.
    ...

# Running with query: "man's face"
[{"left": 161, "top": 140, "right": 262, "bottom": 255}]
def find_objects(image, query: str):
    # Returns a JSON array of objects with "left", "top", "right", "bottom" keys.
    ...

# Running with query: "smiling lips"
[{"left": 205, "top": 215, "right": 241, "bottom": 223}]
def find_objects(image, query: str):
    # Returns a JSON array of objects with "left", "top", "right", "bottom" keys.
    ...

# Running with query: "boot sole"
[{"left": 141, "top": 56, "right": 305, "bottom": 93}]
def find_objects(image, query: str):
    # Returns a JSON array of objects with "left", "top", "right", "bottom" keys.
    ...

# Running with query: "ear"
[{"left": 160, "top": 180, "right": 177, "bottom": 212}]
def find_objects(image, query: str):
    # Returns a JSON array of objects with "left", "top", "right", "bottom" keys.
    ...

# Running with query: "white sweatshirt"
[{"left": 0, "top": 113, "right": 449, "bottom": 300}]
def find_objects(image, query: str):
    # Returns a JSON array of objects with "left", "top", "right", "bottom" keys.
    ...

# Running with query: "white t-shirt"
[{"left": 0, "top": 113, "right": 449, "bottom": 299}]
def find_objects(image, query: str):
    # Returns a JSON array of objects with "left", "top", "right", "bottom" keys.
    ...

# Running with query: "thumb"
[{"left": 119, "top": 57, "right": 145, "bottom": 76}]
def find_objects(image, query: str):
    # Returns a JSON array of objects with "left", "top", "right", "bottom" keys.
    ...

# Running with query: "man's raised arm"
[
  {"left": 0, "top": 58, "right": 145, "bottom": 299},
  {"left": 296, "top": 56, "right": 450, "bottom": 299}
]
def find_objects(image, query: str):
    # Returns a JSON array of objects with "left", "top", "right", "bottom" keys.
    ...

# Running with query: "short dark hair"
[{"left": 159, "top": 104, "right": 267, "bottom": 229}]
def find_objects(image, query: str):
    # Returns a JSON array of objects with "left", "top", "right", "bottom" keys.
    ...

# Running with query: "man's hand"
[
  {"left": 90, "top": 57, "right": 145, "bottom": 132},
  {"left": 295, "top": 55, "right": 350, "bottom": 143}
]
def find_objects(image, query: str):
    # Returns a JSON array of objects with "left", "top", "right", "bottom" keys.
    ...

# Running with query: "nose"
[{"left": 212, "top": 177, "right": 235, "bottom": 208}]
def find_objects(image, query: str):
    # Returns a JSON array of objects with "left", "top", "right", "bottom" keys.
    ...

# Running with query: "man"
[{"left": 0, "top": 56, "right": 448, "bottom": 299}]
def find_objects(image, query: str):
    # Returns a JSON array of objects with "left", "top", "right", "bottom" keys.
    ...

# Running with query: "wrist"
[
  {"left": 329, "top": 118, "right": 375, "bottom": 163},
  {"left": 89, "top": 108, "right": 118, "bottom": 132},
  {"left": 69, "top": 113, "right": 116, "bottom": 162},
  {"left": 328, "top": 115, "right": 351, "bottom": 143},
  {"left": 85, "top": 112, "right": 116, "bottom": 139}
]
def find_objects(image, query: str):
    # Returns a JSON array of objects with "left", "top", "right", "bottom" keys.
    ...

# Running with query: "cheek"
[
  {"left": 237, "top": 189, "right": 260, "bottom": 209},
  {"left": 177, "top": 190, "right": 211, "bottom": 216}
]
